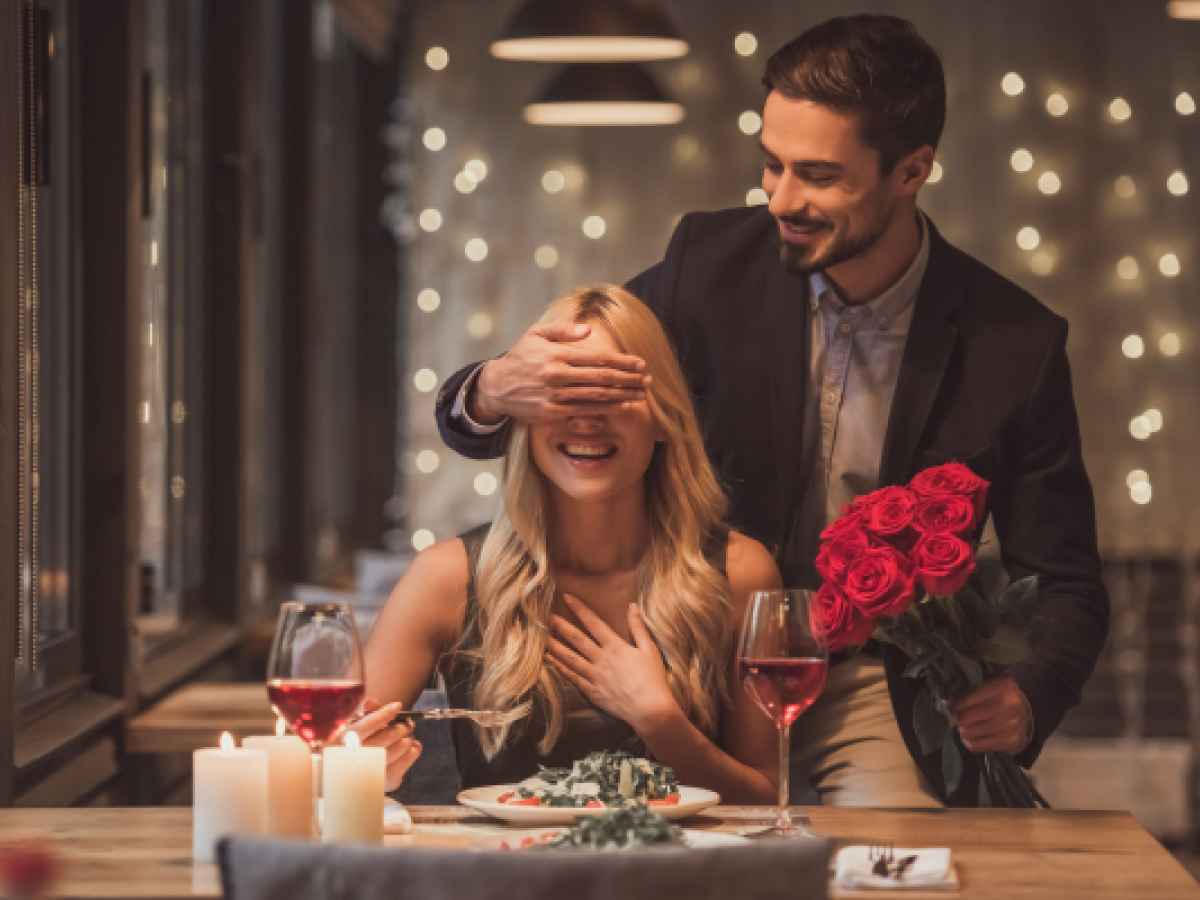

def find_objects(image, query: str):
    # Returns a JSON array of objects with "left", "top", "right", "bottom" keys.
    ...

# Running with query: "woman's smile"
[{"left": 558, "top": 440, "right": 619, "bottom": 469}]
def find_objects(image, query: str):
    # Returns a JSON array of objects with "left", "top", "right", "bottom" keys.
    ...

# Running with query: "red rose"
[
  {"left": 842, "top": 546, "right": 916, "bottom": 618},
  {"left": 912, "top": 531, "right": 976, "bottom": 596},
  {"left": 909, "top": 461, "right": 989, "bottom": 522},
  {"left": 913, "top": 494, "right": 976, "bottom": 538},
  {"left": 819, "top": 503, "right": 867, "bottom": 543},
  {"left": 816, "top": 582, "right": 877, "bottom": 652},
  {"left": 863, "top": 486, "right": 919, "bottom": 551},
  {"left": 816, "top": 529, "right": 870, "bottom": 584}
]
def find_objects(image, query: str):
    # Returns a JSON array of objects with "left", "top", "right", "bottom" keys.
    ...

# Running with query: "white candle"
[
  {"left": 193, "top": 732, "right": 269, "bottom": 862},
  {"left": 243, "top": 719, "right": 314, "bottom": 838},
  {"left": 321, "top": 731, "right": 385, "bottom": 844}
]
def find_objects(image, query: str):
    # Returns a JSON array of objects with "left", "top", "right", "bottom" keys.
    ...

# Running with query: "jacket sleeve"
[
  {"left": 993, "top": 320, "right": 1110, "bottom": 768},
  {"left": 433, "top": 362, "right": 511, "bottom": 461}
]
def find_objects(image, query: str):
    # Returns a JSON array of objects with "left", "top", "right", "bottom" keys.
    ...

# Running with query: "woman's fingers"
[
  {"left": 626, "top": 603, "right": 655, "bottom": 652},
  {"left": 550, "top": 613, "right": 599, "bottom": 658},
  {"left": 360, "top": 720, "right": 414, "bottom": 751},
  {"left": 547, "top": 636, "right": 595, "bottom": 679},
  {"left": 548, "top": 656, "right": 595, "bottom": 700},
  {"left": 345, "top": 700, "right": 402, "bottom": 742},
  {"left": 385, "top": 739, "right": 422, "bottom": 792},
  {"left": 562, "top": 594, "right": 619, "bottom": 646}
]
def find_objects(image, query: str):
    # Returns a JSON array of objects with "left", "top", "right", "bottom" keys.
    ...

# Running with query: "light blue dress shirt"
[{"left": 795, "top": 214, "right": 931, "bottom": 584}]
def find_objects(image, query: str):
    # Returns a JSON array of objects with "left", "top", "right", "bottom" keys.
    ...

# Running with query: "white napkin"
[
  {"left": 834, "top": 846, "right": 958, "bottom": 892},
  {"left": 382, "top": 801, "right": 413, "bottom": 835},
  {"left": 316, "top": 800, "right": 413, "bottom": 835}
]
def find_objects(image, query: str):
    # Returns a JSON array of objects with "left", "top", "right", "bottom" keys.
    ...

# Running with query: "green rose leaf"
[
  {"left": 980, "top": 623, "right": 1033, "bottom": 665},
  {"left": 950, "top": 647, "right": 984, "bottom": 688},
  {"left": 913, "top": 688, "right": 950, "bottom": 755},
  {"left": 999, "top": 575, "right": 1039, "bottom": 630},
  {"left": 941, "top": 735, "right": 963, "bottom": 796}
]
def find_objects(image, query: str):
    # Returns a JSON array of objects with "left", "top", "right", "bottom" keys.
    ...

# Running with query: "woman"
[{"left": 352, "top": 285, "right": 781, "bottom": 804}]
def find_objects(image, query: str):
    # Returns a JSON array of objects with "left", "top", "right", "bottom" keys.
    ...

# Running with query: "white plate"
[
  {"left": 456, "top": 784, "right": 721, "bottom": 825},
  {"left": 471, "top": 827, "right": 748, "bottom": 851}
]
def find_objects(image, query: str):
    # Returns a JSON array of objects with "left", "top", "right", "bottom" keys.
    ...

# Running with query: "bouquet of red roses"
[{"left": 815, "top": 461, "right": 1049, "bottom": 808}]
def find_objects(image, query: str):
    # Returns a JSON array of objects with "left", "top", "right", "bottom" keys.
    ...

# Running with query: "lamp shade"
[
  {"left": 1167, "top": 1, "right": 1200, "bottom": 17},
  {"left": 492, "top": 0, "right": 688, "bottom": 62},
  {"left": 523, "top": 62, "right": 685, "bottom": 126}
]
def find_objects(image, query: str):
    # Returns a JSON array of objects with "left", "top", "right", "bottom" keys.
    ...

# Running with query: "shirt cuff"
[{"left": 450, "top": 363, "right": 507, "bottom": 435}]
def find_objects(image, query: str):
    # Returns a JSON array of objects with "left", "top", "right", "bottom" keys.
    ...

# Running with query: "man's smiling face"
[{"left": 760, "top": 92, "right": 899, "bottom": 277}]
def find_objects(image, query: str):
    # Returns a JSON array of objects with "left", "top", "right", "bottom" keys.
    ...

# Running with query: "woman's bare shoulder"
[
  {"left": 377, "top": 538, "right": 472, "bottom": 641},
  {"left": 725, "top": 531, "right": 783, "bottom": 611}
]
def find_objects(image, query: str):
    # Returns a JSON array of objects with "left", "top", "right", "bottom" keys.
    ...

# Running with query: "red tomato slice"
[
  {"left": 508, "top": 798, "right": 542, "bottom": 806},
  {"left": 496, "top": 792, "right": 514, "bottom": 804},
  {"left": 648, "top": 794, "right": 682, "bottom": 806},
  {"left": 585, "top": 800, "right": 604, "bottom": 808}
]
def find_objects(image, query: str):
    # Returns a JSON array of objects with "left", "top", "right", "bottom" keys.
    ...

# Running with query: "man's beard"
[{"left": 777, "top": 200, "right": 893, "bottom": 277}]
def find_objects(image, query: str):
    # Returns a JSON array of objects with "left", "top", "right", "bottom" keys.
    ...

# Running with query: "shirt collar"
[{"left": 807, "top": 211, "right": 931, "bottom": 332}]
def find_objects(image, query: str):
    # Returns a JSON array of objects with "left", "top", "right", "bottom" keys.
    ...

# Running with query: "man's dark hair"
[{"left": 762, "top": 15, "right": 946, "bottom": 174}]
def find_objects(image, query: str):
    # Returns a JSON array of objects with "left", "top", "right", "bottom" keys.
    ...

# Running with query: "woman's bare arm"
[{"left": 362, "top": 539, "right": 470, "bottom": 710}]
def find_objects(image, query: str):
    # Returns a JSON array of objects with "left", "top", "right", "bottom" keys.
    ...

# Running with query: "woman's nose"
[{"left": 566, "top": 415, "right": 606, "bottom": 431}]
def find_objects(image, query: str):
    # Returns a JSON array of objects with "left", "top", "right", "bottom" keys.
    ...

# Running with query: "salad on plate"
[{"left": 496, "top": 750, "right": 680, "bottom": 809}]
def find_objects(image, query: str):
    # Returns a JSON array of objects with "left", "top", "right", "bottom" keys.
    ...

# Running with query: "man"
[{"left": 434, "top": 15, "right": 1108, "bottom": 807}]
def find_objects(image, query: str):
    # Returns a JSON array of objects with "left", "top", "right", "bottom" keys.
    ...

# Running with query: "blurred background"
[{"left": 2, "top": 0, "right": 1199, "bottom": 867}]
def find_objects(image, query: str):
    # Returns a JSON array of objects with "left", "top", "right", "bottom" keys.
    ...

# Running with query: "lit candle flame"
[
  {"left": 275, "top": 717, "right": 286, "bottom": 738},
  {"left": 345, "top": 730, "right": 361, "bottom": 750},
  {"left": 220, "top": 731, "right": 235, "bottom": 753}
]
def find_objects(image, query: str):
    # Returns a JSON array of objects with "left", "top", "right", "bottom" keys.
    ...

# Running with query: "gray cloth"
[
  {"left": 795, "top": 213, "right": 930, "bottom": 587},
  {"left": 218, "top": 836, "right": 830, "bottom": 900}
]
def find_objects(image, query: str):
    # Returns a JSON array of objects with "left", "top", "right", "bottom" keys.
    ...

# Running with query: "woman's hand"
[
  {"left": 547, "top": 595, "right": 681, "bottom": 734},
  {"left": 343, "top": 698, "right": 422, "bottom": 792}
]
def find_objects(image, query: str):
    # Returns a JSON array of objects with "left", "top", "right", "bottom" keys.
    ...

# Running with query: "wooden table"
[
  {"left": 127, "top": 685, "right": 276, "bottom": 753},
  {"left": 0, "top": 806, "right": 1194, "bottom": 899}
]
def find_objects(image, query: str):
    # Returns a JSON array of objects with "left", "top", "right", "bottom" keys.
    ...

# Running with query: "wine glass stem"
[
  {"left": 312, "top": 751, "right": 322, "bottom": 839},
  {"left": 778, "top": 722, "right": 792, "bottom": 833}
]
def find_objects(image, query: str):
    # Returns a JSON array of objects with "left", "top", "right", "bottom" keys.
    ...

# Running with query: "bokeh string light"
[
  {"left": 734, "top": 32, "right": 758, "bottom": 56},
  {"left": 1046, "top": 93, "right": 1069, "bottom": 116},
  {"left": 1011, "top": 149, "right": 1034, "bottom": 172},
  {"left": 1001, "top": 72, "right": 1025, "bottom": 96},
  {"left": 417, "top": 288, "right": 441, "bottom": 312},
  {"left": 425, "top": 47, "right": 449, "bottom": 70},
  {"left": 1122, "top": 335, "right": 1145, "bottom": 358}
]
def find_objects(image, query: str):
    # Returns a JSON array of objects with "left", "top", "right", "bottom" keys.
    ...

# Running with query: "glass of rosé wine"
[
  {"left": 267, "top": 601, "right": 365, "bottom": 753},
  {"left": 738, "top": 589, "right": 829, "bottom": 837}
]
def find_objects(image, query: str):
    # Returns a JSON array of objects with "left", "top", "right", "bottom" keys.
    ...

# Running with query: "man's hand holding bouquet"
[{"left": 815, "top": 462, "right": 1049, "bottom": 808}]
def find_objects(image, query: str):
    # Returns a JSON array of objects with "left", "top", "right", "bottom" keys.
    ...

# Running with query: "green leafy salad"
[
  {"left": 534, "top": 806, "right": 685, "bottom": 851},
  {"left": 498, "top": 750, "right": 681, "bottom": 809}
]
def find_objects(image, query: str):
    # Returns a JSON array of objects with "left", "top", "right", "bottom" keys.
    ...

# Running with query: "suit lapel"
[
  {"left": 878, "top": 225, "right": 966, "bottom": 487},
  {"left": 765, "top": 256, "right": 811, "bottom": 560}
]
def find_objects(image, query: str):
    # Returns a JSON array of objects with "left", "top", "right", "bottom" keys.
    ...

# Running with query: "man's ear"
[{"left": 895, "top": 146, "right": 935, "bottom": 195}]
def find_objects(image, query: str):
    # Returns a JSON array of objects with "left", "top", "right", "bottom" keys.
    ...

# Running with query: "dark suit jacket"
[{"left": 434, "top": 207, "right": 1109, "bottom": 806}]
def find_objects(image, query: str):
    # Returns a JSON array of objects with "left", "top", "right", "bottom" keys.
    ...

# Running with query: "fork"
[
  {"left": 869, "top": 843, "right": 895, "bottom": 877},
  {"left": 388, "top": 701, "right": 531, "bottom": 728}
]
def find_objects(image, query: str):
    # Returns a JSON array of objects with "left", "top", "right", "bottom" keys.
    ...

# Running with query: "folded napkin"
[
  {"left": 315, "top": 800, "right": 413, "bottom": 835},
  {"left": 218, "top": 836, "right": 832, "bottom": 900},
  {"left": 834, "top": 846, "right": 958, "bottom": 892}
]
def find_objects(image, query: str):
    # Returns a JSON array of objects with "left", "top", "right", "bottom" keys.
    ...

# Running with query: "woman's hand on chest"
[{"left": 546, "top": 592, "right": 682, "bottom": 735}]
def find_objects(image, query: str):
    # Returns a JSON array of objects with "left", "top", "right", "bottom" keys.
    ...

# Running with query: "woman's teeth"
[{"left": 561, "top": 443, "right": 616, "bottom": 460}]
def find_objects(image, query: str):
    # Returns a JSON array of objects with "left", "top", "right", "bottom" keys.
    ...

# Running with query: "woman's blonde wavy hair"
[{"left": 468, "top": 284, "right": 732, "bottom": 758}]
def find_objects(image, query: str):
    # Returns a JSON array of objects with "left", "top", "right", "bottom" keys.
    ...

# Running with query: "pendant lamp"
[
  {"left": 523, "top": 62, "right": 684, "bottom": 126},
  {"left": 492, "top": 0, "right": 688, "bottom": 62}
]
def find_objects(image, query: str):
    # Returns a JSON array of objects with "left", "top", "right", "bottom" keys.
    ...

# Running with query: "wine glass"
[
  {"left": 738, "top": 589, "right": 829, "bottom": 838},
  {"left": 266, "top": 601, "right": 365, "bottom": 838},
  {"left": 266, "top": 601, "right": 365, "bottom": 750}
]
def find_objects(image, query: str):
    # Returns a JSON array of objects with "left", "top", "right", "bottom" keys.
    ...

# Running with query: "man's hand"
[
  {"left": 469, "top": 322, "right": 651, "bottom": 425},
  {"left": 948, "top": 674, "right": 1033, "bottom": 755}
]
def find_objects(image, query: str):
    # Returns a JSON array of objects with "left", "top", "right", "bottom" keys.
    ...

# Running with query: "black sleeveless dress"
[{"left": 445, "top": 523, "right": 729, "bottom": 789}]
